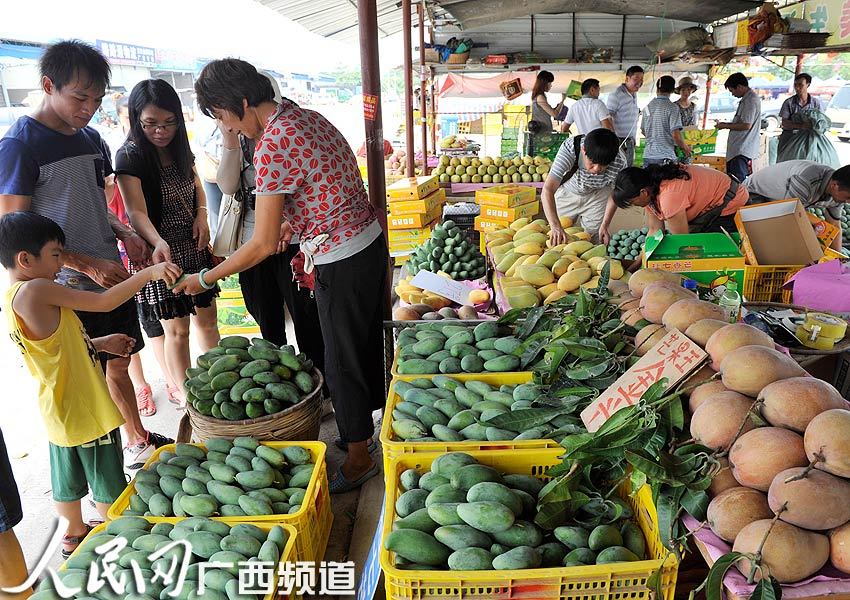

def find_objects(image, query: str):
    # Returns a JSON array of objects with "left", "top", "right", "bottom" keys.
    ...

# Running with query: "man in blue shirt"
[
  {"left": 641, "top": 76, "right": 691, "bottom": 165},
  {"left": 0, "top": 40, "right": 170, "bottom": 470}
]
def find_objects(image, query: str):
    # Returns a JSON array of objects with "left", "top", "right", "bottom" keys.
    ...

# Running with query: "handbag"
[{"left": 211, "top": 140, "right": 253, "bottom": 257}]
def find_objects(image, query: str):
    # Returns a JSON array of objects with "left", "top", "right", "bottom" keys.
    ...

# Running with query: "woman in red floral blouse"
[{"left": 176, "top": 59, "right": 388, "bottom": 492}]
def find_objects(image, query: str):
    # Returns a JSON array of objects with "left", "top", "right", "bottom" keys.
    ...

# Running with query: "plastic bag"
[
  {"left": 647, "top": 27, "right": 712, "bottom": 57},
  {"left": 776, "top": 109, "right": 839, "bottom": 167}
]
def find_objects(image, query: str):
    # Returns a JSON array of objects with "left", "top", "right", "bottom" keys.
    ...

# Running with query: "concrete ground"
[{"left": 0, "top": 280, "right": 386, "bottom": 599}]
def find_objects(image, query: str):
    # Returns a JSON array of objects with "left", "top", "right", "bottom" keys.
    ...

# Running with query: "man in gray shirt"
[
  {"left": 606, "top": 66, "right": 644, "bottom": 166},
  {"left": 718, "top": 73, "right": 762, "bottom": 183},
  {"left": 746, "top": 160, "right": 850, "bottom": 251},
  {"left": 641, "top": 76, "right": 692, "bottom": 165}
]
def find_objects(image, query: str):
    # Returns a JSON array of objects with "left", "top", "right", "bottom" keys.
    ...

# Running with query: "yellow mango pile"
[
  {"left": 486, "top": 216, "right": 627, "bottom": 308},
  {"left": 395, "top": 273, "right": 491, "bottom": 308}
]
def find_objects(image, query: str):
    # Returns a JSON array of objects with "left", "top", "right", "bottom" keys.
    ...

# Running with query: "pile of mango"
[
  {"left": 55, "top": 517, "right": 290, "bottom": 599},
  {"left": 396, "top": 322, "right": 521, "bottom": 375},
  {"left": 394, "top": 273, "right": 491, "bottom": 319},
  {"left": 383, "top": 452, "right": 648, "bottom": 571},
  {"left": 486, "top": 217, "right": 626, "bottom": 308},
  {"left": 119, "top": 438, "right": 316, "bottom": 518}
]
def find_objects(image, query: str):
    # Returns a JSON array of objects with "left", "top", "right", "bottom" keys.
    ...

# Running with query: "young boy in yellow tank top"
[{"left": 0, "top": 211, "right": 180, "bottom": 559}]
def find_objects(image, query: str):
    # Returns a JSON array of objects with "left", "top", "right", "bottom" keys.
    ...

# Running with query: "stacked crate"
[
  {"left": 473, "top": 184, "right": 539, "bottom": 254},
  {"left": 387, "top": 176, "right": 444, "bottom": 265}
]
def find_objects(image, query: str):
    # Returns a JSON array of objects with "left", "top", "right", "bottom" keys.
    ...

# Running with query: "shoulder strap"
[{"left": 561, "top": 135, "right": 584, "bottom": 187}]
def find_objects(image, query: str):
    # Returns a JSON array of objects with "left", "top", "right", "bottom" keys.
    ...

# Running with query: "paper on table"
[
  {"left": 410, "top": 270, "right": 476, "bottom": 306},
  {"left": 683, "top": 515, "right": 850, "bottom": 598},
  {"left": 785, "top": 260, "right": 850, "bottom": 313}
]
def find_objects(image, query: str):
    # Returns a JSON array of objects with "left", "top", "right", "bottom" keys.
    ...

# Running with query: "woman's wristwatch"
[{"left": 198, "top": 268, "right": 216, "bottom": 290}]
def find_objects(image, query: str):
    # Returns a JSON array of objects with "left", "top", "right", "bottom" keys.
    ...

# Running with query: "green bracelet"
[{"left": 198, "top": 268, "right": 215, "bottom": 290}]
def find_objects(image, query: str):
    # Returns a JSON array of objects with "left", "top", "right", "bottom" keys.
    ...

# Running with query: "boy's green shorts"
[{"left": 49, "top": 429, "right": 127, "bottom": 504}]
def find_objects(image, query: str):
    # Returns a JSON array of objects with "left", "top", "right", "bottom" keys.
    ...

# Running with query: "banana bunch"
[{"left": 485, "top": 216, "right": 627, "bottom": 309}]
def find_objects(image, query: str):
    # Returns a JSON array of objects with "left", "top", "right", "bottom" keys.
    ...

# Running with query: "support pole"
[
  {"left": 402, "top": 0, "right": 416, "bottom": 177},
  {"left": 571, "top": 13, "right": 577, "bottom": 60},
  {"left": 418, "top": 2, "right": 429, "bottom": 175},
  {"left": 357, "top": 0, "right": 391, "bottom": 318},
  {"left": 429, "top": 26, "right": 437, "bottom": 158},
  {"left": 619, "top": 15, "right": 627, "bottom": 64},
  {"left": 795, "top": 53, "right": 805, "bottom": 76},
  {"left": 702, "top": 71, "right": 713, "bottom": 130},
  {"left": 531, "top": 15, "right": 535, "bottom": 52}
]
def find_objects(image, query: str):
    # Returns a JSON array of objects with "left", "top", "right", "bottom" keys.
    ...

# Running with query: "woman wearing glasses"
[{"left": 115, "top": 79, "right": 220, "bottom": 407}]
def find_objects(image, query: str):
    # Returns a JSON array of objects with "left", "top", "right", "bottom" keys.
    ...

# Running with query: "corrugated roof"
[{"left": 255, "top": 0, "right": 763, "bottom": 42}]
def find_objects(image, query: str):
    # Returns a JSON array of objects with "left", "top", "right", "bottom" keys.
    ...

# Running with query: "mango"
[
  {"left": 707, "top": 487, "right": 772, "bottom": 542},
  {"left": 662, "top": 299, "right": 726, "bottom": 332},
  {"left": 830, "top": 521, "right": 850, "bottom": 573},
  {"left": 804, "top": 408, "right": 850, "bottom": 477},
  {"left": 567, "top": 259, "right": 589, "bottom": 272},
  {"left": 720, "top": 346, "right": 806, "bottom": 397},
  {"left": 580, "top": 244, "right": 607, "bottom": 261},
  {"left": 557, "top": 268, "right": 592, "bottom": 292},
  {"left": 706, "top": 323, "right": 775, "bottom": 370},
  {"left": 690, "top": 394, "right": 757, "bottom": 451},
  {"left": 768, "top": 467, "right": 850, "bottom": 530},
  {"left": 639, "top": 282, "right": 695, "bottom": 324},
  {"left": 457, "top": 501, "right": 515, "bottom": 533},
  {"left": 544, "top": 290, "right": 568, "bottom": 305},
  {"left": 634, "top": 324, "right": 667, "bottom": 356},
  {"left": 384, "top": 529, "right": 452, "bottom": 566},
  {"left": 760, "top": 377, "right": 845, "bottom": 433},
  {"left": 628, "top": 268, "right": 682, "bottom": 297},
  {"left": 492, "top": 545, "right": 541, "bottom": 570},
  {"left": 514, "top": 242, "right": 544, "bottom": 256},
  {"left": 551, "top": 257, "right": 572, "bottom": 277},
  {"left": 434, "top": 525, "right": 492, "bottom": 551},
  {"left": 517, "top": 264, "right": 554, "bottom": 286},
  {"left": 447, "top": 547, "right": 494, "bottom": 571},
  {"left": 685, "top": 318, "right": 729, "bottom": 348},
  {"left": 729, "top": 427, "right": 808, "bottom": 491},
  {"left": 564, "top": 240, "right": 594, "bottom": 255},
  {"left": 733, "top": 519, "right": 828, "bottom": 583}
]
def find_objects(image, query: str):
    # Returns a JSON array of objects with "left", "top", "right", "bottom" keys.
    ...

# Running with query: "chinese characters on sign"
[
  {"left": 95, "top": 40, "right": 157, "bottom": 67},
  {"left": 363, "top": 94, "right": 379, "bottom": 121},
  {"left": 1, "top": 517, "right": 356, "bottom": 598},
  {"left": 580, "top": 329, "right": 707, "bottom": 432}
]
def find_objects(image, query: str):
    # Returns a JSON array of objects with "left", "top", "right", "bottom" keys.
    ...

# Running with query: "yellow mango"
[
  {"left": 587, "top": 256, "right": 608, "bottom": 270},
  {"left": 544, "top": 290, "right": 568, "bottom": 305},
  {"left": 509, "top": 218, "right": 530, "bottom": 231},
  {"left": 517, "top": 264, "right": 555, "bottom": 287},
  {"left": 536, "top": 250, "right": 562, "bottom": 268},
  {"left": 552, "top": 258, "right": 573, "bottom": 278},
  {"left": 568, "top": 260, "right": 589, "bottom": 272},
  {"left": 574, "top": 231, "right": 592, "bottom": 241},
  {"left": 496, "top": 251, "right": 520, "bottom": 273},
  {"left": 565, "top": 240, "right": 594, "bottom": 255},
  {"left": 515, "top": 242, "right": 544, "bottom": 256},
  {"left": 403, "top": 291, "right": 426, "bottom": 304},
  {"left": 595, "top": 259, "right": 624, "bottom": 279},
  {"left": 580, "top": 244, "right": 607, "bottom": 261},
  {"left": 551, "top": 244, "right": 566, "bottom": 252},
  {"left": 557, "top": 268, "right": 593, "bottom": 292},
  {"left": 487, "top": 237, "right": 513, "bottom": 249},
  {"left": 467, "top": 289, "right": 491, "bottom": 304},
  {"left": 538, "top": 283, "right": 559, "bottom": 298},
  {"left": 517, "top": 222, "right": 546, "bottom": 235},
  {"left": 505, "top": 285, "right": 540, "bottom": 308},
  {"left": 500, "top": 279, "right": 531, "bottom": 290},
  {"left": 522, "top": 255, "right": 539, "bottom": 266},
  {"left": 565, "top": 226, "right": 584, "bottom": 235},
  {"left": 506, "top": 259, "right": 523, "bottom": 278},
  {"left": 513, "top": 230, "right": 548, "bottom": 244},
  {"left": 559, "top": 216, "right": 574, "bottom": 228},
  {"left": 620, "top": 270, "right": 632, "bottom": 283},
  {"left": 582, "top": 276, "right": 600, "bottom": 290}
]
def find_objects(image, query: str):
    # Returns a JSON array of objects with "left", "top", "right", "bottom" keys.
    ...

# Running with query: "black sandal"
[{"left": 60, "top": 523, "right": 98, "bottom": 559}]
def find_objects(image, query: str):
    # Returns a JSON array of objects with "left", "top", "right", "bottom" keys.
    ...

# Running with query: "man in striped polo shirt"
[
  {"left": 641, "top": 76, "right": 691, "bottom": 165},
  {"left": 0, "top": 40, "right": 171, "bottom": 470},
  {"left": 607, "top": 66, "right": 644, "bottom": 166}
]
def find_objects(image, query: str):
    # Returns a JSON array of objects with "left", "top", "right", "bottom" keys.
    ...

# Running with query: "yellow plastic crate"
[
  {"left": 379, "top": 379, "right": 560, "bottom": 471},
  {"left": 743, "top": 264, "right": 798, "bottom": 304},
  {"left": 381, "top": 448, "right": 679, "bottom": 600},
  {"left": 108, "top": 442, "right": 332, "bottom": 563},
  {"left": 390, "top": 353, "right": 533, "bottom": 384},
  {"left": 61, "top": 519, "right": 298, "bottom": 600}
]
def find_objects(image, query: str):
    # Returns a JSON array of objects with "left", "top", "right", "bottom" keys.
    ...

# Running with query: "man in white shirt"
[
  {"left": 561, "top": 79, "right": 613, "bottom": 135},
  {"left": 607, "top": 66, "right": 644, "bottom": 166}
]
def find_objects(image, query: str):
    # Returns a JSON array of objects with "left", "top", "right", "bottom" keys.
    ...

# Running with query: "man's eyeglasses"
[{"left": 140, "top": 121, "right": 179, "bottom": 132}]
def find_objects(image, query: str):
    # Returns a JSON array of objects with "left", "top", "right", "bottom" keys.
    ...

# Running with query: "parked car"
[
  {"left": 695, "top": 93, "right": 779, "bottom": 130},
  {"left": 828, "top": 84, "right": 850, "bottom": 134}
]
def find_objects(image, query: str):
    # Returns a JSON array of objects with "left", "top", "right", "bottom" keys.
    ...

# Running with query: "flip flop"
[
  {"left": 136, "top": 385, "right": 156, "bottom": 417},
  {"left": 333, "top": 438, "right": 378, "bottom": 453},
  {"left": 329, "top": 462, "right": 379, "bottom": 494},
  {"left": 60, "top": 521, "right": 101, "bottom": 559}
]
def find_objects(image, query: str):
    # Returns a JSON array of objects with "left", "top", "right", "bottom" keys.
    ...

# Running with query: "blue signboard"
[{"left": 356, "top": 503, "right": 384, "bottom": 600}]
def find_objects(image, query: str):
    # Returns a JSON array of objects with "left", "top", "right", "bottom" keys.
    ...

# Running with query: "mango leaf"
[
  {"left": 563, "top": 357, "right": 614, "bottom": 380},
  {"left": 549, "top": 384, "right": 596, "bottom": 399},
  {"left": 518, "top": 332, "right": 552, "bottom": 368},
  {"left": 596, "top": 261, "right": 611, "bottom": 293},
  {"left": 515, "top": 306, "right": 546, "bottom": 339},
  {"left": 625, "top": 450, "right": 668, "bottom": 481},
  {"left": 562, "top": 338, "right": 608, "bottom": 359},
  {"left": 655, "top": 486, "right": 684, "bottom": 551},
  {"left": 543, "top": 344, "right": 569, "bottom": 380},
  {"left": 497, "top": 307, "right": 525, "bottom": 325},
  {"left": 704, "top": 552, "right": 746, "bottom": 600},
  {"left": 630, "top": 469, "right": 648, "bottom": 492},
  {"left": 752, "top": 577, "right": 782, "bottom": 600},
  {"left": 483, "top": 407, "right": 563, "bottom": 430},
  {"left": 535, "top": 472, "right": 585, "bottom": 530},
  {"left": 535, "top": 395, "right": 584, "bottom": 413},
  {"left": 681, "top": 488, "right": 710, "bottom": 521},
  {"left": 667, "top": 396, "right": 685, "bottom": 431},
  {"left": 548, "top": 424, "right": 588, "bottom": 439},
  {"left": 575, "top": 287, "right": 589, "bottom": 317}
]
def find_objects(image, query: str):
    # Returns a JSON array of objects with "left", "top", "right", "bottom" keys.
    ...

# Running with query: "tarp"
[{"left": 438, "top": 69, "right": 703, "bottom": 99}]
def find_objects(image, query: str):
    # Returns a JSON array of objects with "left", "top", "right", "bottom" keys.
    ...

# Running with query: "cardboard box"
[
  {"left": 680, "top": 127, "right": 718, "bottom": 156},
  {"left": 388, "top": 219, "right": 438, "bottom": 243},
  {"left": 386, "top": 175, "right": 440, "bottom": 201},
  {"left": 807, "top": 212, "right": 840, "bottom": 251},
  {"left": 217, "top": 298, "right": 260, "bottom": 335},
  {"left": 734, "top": 199, "right": 824, "bottom": 266},
  {"left": 693, "top": 155, "right": 726, "bottom": 173},
  {"left": 480, "top": 200, "right": 540, "bottom": 222},
  {"left": 474, "top": 215, "right": 511, "bottom": 233},
  {"left": 643, "top": 231, "right": 745, "bottom": 301},
  {"left": 388, "top": 200, "right": 444, "bottom": 230},
  {"left": 475, "top": 184, "right": 537, "bottom": 208},
  {"left": 388, "top": 189, "right": 446, "bottom": 216}
]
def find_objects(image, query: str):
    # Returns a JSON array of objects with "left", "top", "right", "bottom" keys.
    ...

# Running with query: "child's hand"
[
  {"left": 147, "top": 262, "right": 183, "bottom": 286},
  {"left": 94, "top": 334, "right": 136, "bottom": 357}
]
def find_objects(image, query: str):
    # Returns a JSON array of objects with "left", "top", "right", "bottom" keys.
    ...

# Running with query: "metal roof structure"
[{"left": 256, "top": 0, "right": 763, "bottom": 43}]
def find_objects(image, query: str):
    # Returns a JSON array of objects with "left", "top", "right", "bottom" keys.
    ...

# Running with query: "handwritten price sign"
[{"left": 580, "top": 329, "right": 707, "bottom": 432}]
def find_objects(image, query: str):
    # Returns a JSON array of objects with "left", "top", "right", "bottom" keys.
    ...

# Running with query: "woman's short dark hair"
[
  {"left": 613, "top": 163, "right": 690, "bottom": 208},
  {"left": 0, "top": 211, "right": 66, "bottom": 269},
  {"left": 581, "top": 79, "right": 600, "bottom": 95},
  {"left": 195, "top": 59, "right": 275, "bottom": 119},
  {"left": 40, "top": 40, "right": 110, "bottom": 92},
  {"left": 127, "top": 79, "right": 194, "bottom": 181},
  {"left": 724, "top": 72, "right": 749, "bottom": 90},
  {"left": 532, "top": 71, "right": 555, "bottom": 99}
]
